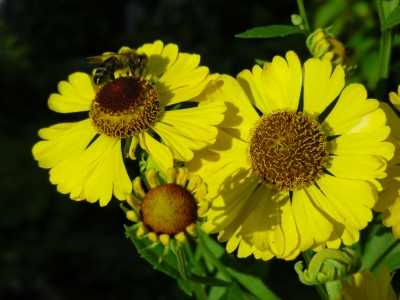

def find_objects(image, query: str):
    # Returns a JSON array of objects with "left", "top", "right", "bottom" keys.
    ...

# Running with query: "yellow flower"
[
  {"left": 32, "top": 41, "right": 226, "bottom": 206},
  {"left": 336, "top": 266, "right": 398, "bottom": 300},
  {"left": 374, "top": 87, "right": 400, "bottom": 238},
  {"left": 187, "top": 51, "right": 394, "bottom": 260}
]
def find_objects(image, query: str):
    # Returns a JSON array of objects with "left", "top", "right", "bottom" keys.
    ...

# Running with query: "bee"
[{"left": 87, "top": 50, "right": 148, "bottom": 85}]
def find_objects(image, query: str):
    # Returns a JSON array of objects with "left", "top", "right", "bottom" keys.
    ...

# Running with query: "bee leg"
[
  {"left": 126, "top": 63, "right": 135, "bottom": 76},
  {"left": 110, "top": 64, "right": 116, "bottom": 81},
  {"left": 141, "top": 65, "right": 148, "bottom": 78}
]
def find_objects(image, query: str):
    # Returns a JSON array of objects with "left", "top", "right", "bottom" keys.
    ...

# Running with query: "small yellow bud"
[
  {"left": 128, "top": 136, "right": 138, "bottom": 159},
  {"left": 159, "top": 234, "right": 170, "bottom": 246},
  {"left": 198, "top": 201, "right": 210, "bottom": 217},
  {"left": 147, "top": 232, "right": 159, "bottom": 243},
  {"left": 176, "top": 168, "right": 189, "bottom": 187},
  {"left": 194, "top": 183, "right": 207, "bottom": 203},
  {"left": 146, "top": 168, "right": 158, "bottom": 189},
  {"left": 132, "top": 177, "right": 145, "bottom": 199},
  {"left": 126, "top": 193, "right": 141, "bottom": 211},
  {"left": 174, "top": 232, "right": 187, "bottom": 244},
  {"left": 136, "top": 225, "right": 149, "bottom": 238},
  {"left": 166, "top": 168, "right": 178, "bottom": 184},
  {"left": 187, "top": 175, "right": 202, "bottom": 192},
  {"left": 126, "top": 210, "right": 141, "bottom": 222},
  {"left": 186, "top": 223, "right": 197, "bottom": 237}
]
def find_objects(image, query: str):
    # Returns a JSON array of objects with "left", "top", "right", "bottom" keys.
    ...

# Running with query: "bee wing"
[{"left": 87, "top": 52, "right": 135, "bottom": 64}]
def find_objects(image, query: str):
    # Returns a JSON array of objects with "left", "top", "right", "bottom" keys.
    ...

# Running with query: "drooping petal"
[
  {"left": 389, "top": 86, "right": 400, "bottom": 112},
  {"left": 48, "top": 72, "right": 97, "bottom": 113},
  {"left": 383, "top": 198, "right": 400, "bottom": 238},
  {"left": 49, "top": 136, "right": 131, "bottom": 206},
  {"left": 186, "top": 129, "right": 249, "bottom": 198},
  {"left": 32, "top": 119, "right": 96, "bottom": 168},
  {"left": 139, "top": 132, "right": 173, "bottom": 174},
  {"left": 317, "top": 174, "right": 375, "bottom": 230},
  {"left": 292, "top": 188, "right": 333, "bottom": 251},
  {"left": 202, "top": 174, "right": 259, "bottom": 235},
  {"left": 153, "top": 122, "right": 207, "bottom": 161}
]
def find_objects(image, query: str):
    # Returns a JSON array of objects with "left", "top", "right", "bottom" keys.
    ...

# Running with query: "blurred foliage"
[{"left": 2, "top": 0, "right": 400, "bottom": 299}]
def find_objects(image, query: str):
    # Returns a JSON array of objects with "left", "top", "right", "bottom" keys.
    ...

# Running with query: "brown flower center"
[
  {"left": 89, "top": 76, "right": 161, "bottom": 138},
  {"left": 140, "top": 184, "right": 198, "bottom": 235},
  {"left": 246, "top": 110, "right": 328, "bottom": 190}
]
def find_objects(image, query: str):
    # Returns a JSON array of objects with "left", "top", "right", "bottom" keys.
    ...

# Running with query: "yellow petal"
[
  {"left": 237, "top": 239, "right": 253, "bottom": 258},
  {"left": 381, "top": 102, "right": 400, "bottom": 141},
  {"left": 292, "top": 188, "right": 333, "bottom": 251},
  {"left": 157, "top": 53, "right": 208, "bottom": 90},
  {"left": 383, "top": 198, "right": 400, "bottom": 237},
  {"left": 48, "top": 72, "right": 96, "bottom": 113},
  {"left": 389, "top": 87, "right": 400, "bottom": 112},
  {"left": 137, "top": 41, "right": 177, "bottom": 82},
  {"left": 224, "top": 226, "right": 242, "bottom": 253},
  {"left": 158, "top": 73, "right": 214, "bottom": 107},
  {"left": 208, "top": 74, "right": 260, "bottom": 141},
  {"left": 186, "top": 129, "right": 249, "bottom": 198},
  {"left": 139, "top": 132, "right": 173, "bottom": 174},
  {"left": 32, "top": 119, "right": 96, "bottom": 168},
  {"left": 329, "top": 126, "right": 394, "bottom": 161},
  {"left": 160, "top": 100, "right": 226, "bottom": 141},
  {"left": 202, "top": 174, "right": 259, "bottom": 235},
  {"left": 49, "top": 136, "right": 131, "bottom": 205},
  {"left": 327, "top": 155, "right": 387, "bottom": 181},
  {"left": 324, "top": 84, "right": 381, "bottom": 134},
  {"left": 317, "top": 174, "right": 374, "bottom": 230},
  {"left": 261, "top": 51, "right": 302, "bottom": 111},
  {"left": 303, "top": 59, "right": 344, "bottom": 114},
  {"left": 236, "top": 65, "right": 269, "bottom": 113},
  {"left": 153, "top": 122, "right": 206, "bottom": 161}
]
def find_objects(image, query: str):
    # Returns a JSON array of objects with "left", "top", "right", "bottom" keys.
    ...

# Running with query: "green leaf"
[
  {"left": 178, "top": 279, "right": 195, "bottom": 297},
  {"left": 236, "top": 25, "right": 304, "bottom": 38},
  {"left": 201, "top": 235, "right": 280, "bottom": 300},
  {"left": 220, "top": 282, "right": 246, "bottom": 300},
  {"left": 384, "top": 6, "right": 400, "bottom": 29},
  {"left": 227, "top": 266, "right": 280, "bottom": 300},
  {"left": 313, "top": 0, "right": 346, "bottom": 29},
  {"left": 359, "top": 220, "right": 400, "bottom": 276},
  {"left": 124, "top": 225, "right": 182, "bottom": 280},
  {"left": 383, "top": 0, "right": 399, "bottom": 21}
]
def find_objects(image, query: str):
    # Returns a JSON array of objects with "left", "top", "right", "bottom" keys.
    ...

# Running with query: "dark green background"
[{"left": 1, "top": 0, "right": 398, "bottom": 299}]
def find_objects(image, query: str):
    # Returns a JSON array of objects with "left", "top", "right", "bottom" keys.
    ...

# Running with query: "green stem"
[
  {"left": 296, "top": 0, "right": 311, "bottom": 34},
  {"left": 198, "top": 236, "right": 232, "bottom": 281},
  {"left": 175, "top": 242, "right": 231, "bottom": 287},
  {"left": 184, "top": 240, "right": 196, "bottom": 264},
  {"left": 375, "top": 27, "right": 393, "bottom": 101},
  {"left": 302, "top": 250, "right": 329, "bottom": 300},
  {"left": 374, "top": 0, "right": 395, "bottom": 100},
  {"left": 325, "top": 280, "right": 343, "bottom": 300},
  {"left": 193, "top": 284, "right": 208, "bottom": 300}
]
